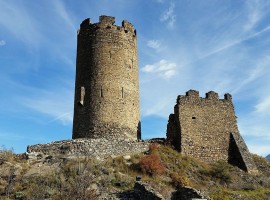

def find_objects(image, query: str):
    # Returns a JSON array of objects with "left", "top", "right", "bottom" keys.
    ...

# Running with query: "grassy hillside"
[{"left": 1, "top": 144, "right": 270, "bottom": 199}]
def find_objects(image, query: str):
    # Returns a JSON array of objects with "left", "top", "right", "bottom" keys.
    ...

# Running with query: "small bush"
[
  {"left": 209, "top": 161, "right": 232, "bottom": 184},
  {"left": 149, "top": 143, "right": 160, "bottom": 154},
  {"left": 138, "top": 154, "right": 165, "bottom": 176},
  {"left": 0, "top": 146, "right": 15, "bottom": 163},
  {"left": 170, "top": 172, "right": 190, "bottom": 188}
]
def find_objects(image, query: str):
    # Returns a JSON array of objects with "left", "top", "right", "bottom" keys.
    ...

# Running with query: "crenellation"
[
  {"left": 122, "top": 20, "right": 136, "bottom": 35},
  {"left": 80, "top": 18, "right": 91, "bottom": 28},
  {"left": 177, "top": 90, "right": 234, "bottom": 105},
  {"left": 205, "top": 91, "right": 219, "bottom": 100},
  {"left": 185, "top": 89, "right": 199, "bottom": 99},
  {"left": 99, "top": 15, "right": 115, "bottom": 25},
  {"left": 224, "top": 93, "right": 232, "bottom": 101}
]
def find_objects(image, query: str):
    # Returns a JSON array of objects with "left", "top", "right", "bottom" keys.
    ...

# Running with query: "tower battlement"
[
  {"left": 78, "top": 16, "right": 136, "bottom": 37},
  {"left": 177, "top": 90, "right": 232, "bottom": 104}
]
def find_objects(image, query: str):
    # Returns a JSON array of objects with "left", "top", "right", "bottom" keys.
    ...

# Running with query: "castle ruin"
[
  {"left": 27, "top": 15, "right": 257, "bottom": 173},
  {"left": 72, "top": 16, "right": 140, "bottom": 140},
  {"left": 167, "top": 90, "right": 257, "bottom": 173}
]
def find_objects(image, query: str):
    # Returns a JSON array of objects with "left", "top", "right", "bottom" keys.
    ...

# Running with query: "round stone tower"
[{"left": 72, "top": 15, "right": 140, "bottom": 140}]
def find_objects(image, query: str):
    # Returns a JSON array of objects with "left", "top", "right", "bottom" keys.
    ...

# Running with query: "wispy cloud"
[
  {"left": 0, "top": 1, "right": 42, "bottom": 48},
  {"left": 142, "top": 59, "right": 177, "bottom": 79},
  {"left": 20, "top": 88, "right": 73, "bottom": 125},
  {"left": 0, "top": 40, "right": 6, "bottom": 46},
  {"left": 255, "top": 96, "right": 270, "bottom": 115},
  {"left": 196, "top": 25, "right": 270, "bottom": 62},
  {"left": 243, "top": 0, "right": 269, "bottom": 32},
  {"left": 147, "top": 40, "right": 161, "bottom": 50},
  {"left": 248, "top": 142, "right": 270, "bottom": 156},
  {"left": 52, "top": 0, "right": 76, "bottom": 31},
  {"left": 156, "top": 0, "right": 164, "bottom": 3},
  {"left": 231, "top": 60, "right": 268, "bottom": 94},
  {"left": 0, "top": 132, "right": 39, "bottom": 141},
  {"left": 160, "top": 1, "right": 176, "bottom": 29}
]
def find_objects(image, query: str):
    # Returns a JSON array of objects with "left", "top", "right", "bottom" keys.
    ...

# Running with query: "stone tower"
[
  {"left": 167, "top": 90, "right": 257, "bottom": 173},
  {"left": 72, "top": 16, "right": 140, "bottom": 140}
]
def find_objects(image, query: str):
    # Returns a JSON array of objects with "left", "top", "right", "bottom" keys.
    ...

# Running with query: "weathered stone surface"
[
  {"left": 134, "top": 181, "right": 164, "bottom": 200},
  {"left": 167, "top": 90, "right": 257, "bottom": 173},
  {"left": 27, "top": 138, "right": 149, "bottom": 160},
  {"left": 171, "top": 186, "right": 210, "bottom": 200},
  {"left": 229, "top": 132, "right": 258, "bottom": 173},
  {"left": 73, "top": 15, "right": 140, "bottom": 140}
]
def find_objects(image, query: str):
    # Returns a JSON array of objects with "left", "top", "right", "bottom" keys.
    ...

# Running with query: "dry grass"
[{"left": 0, "top": 144, "right": 270, "bottom": 199}]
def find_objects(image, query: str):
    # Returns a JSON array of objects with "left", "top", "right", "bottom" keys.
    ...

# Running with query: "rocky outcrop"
[
  {"left": 266, "top": 154, "right": 270, "bottom": 162},
  {"left": 134, "top": 181, "right": 164, "bottom": 200},
  {"left": 171, "top": 186, "right": 210, "bottom": 200},
  {"left": 133, "top": 182, "right": 210, "bottom": 200}
]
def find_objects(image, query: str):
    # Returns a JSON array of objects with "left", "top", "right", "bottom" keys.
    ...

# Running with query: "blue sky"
[{"left": 0, "top": 0, "right": 270, "bottom": 156}]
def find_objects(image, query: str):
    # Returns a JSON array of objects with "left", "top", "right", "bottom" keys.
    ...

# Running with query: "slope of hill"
[
  {"left": 266, "top": 154, "right": 270, "bottom": 162},
  {"left": 1, "top": 144, "right": 270, "bottom": 199}
]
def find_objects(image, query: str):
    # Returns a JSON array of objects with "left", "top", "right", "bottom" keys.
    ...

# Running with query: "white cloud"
[
  {"left": 142, "top": 59, "right": 177, "bottom": 79},
  {"left": 255, "top": 96, "right": 270, "bottom": 115},
  {"left": 0, "top": 40, "right": 6, "bottom": 46},
  {"left": 247, "top": 141, "right": 270, "bottom": 156},
  {"left": 160, "top": 1, "right": 176, "bottom": 29},
  {"left": 147, "top": 40, "right": 161, "bottom": 50},
  {"left": 163, "top": 70, "right": 176, "bottom": 79}
]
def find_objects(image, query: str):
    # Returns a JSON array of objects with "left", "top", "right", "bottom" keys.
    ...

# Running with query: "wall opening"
[
  {"left": 79, "top": 86, "right": 85, "bottom": 106},
  {"left": 122, "top": 87, "right": 124, "bottom": 98},
  {"left": 109, "top": 51, "right": 112, "bottom": 63},
  {"left": 100, "top": 86, "right": 103, "bottom": 98},
  {"left": 192, "top": 117, "right": 196, "bottom": 119}
]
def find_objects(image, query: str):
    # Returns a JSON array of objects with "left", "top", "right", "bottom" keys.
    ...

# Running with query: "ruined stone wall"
[
  {"left": 27, "top": 138, "right": 149, "bottom": 160},
  {"left": 73, "top": 16, "right": 140, "bottom": 140},
  {"left": 168, "top": 90, "right": 237, "bottom": 162},
  {"left": 167, "top": 90, "right": 257, "bottom": 173}
]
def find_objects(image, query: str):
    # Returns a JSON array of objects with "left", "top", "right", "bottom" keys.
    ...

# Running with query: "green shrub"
[
  {"left": 170, "top": 172, "right": 190, "bottom": 188},
  {"left": 209, "top": 161, "right": 232, "bottom": 184}
]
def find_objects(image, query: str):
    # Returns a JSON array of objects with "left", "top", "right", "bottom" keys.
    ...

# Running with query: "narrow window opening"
[
  {"left": 109, "top": 51, "right": 112, "bottom": 63},
  {"left": 100, "top": 86, "right": 103, "bottom": 98},
  {"left": 122, "top": 87, "right": 124, "bottom": 98},
  {"left": 79, "top": 86, "right": 85, "bottom": 106}
]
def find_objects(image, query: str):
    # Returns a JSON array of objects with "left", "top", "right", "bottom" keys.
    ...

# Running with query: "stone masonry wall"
[
  {"left": 167, "top": 90, "right": 257, "bottom": 173},
  {"left": 27, "top": 138, "right": 149, "bottom": 160},
  {"left": 73, "top": 15, "right": 140, "bottom": 140}
]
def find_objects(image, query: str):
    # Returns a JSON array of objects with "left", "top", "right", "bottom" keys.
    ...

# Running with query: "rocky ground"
[{"left": 1, "top": 143, "right": 270, "bottom": 199}]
